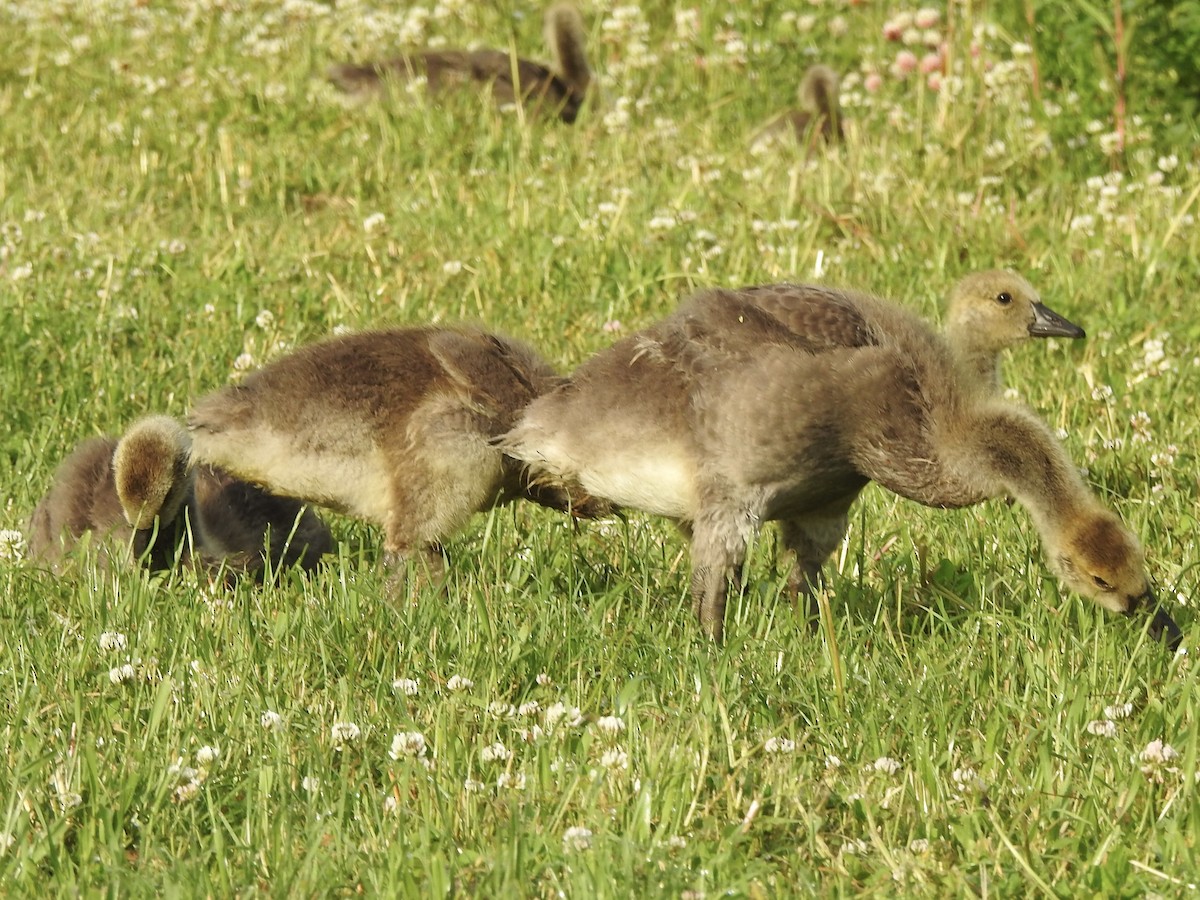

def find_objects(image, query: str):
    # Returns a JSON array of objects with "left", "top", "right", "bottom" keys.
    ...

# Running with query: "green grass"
[{"left": 3, "top": 0, "right": 1200, "bottom": 895}]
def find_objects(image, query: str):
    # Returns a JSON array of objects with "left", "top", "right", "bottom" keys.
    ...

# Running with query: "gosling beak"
[
  {"left": 1028, "top": 302, "right": 1086, "bottom": 339},
  {"left": 1148, "top": 606, "right": 1183, "bottom": 652},
  {"left": 1126, "top": 590, "right": 1182, "bottom": 651}
]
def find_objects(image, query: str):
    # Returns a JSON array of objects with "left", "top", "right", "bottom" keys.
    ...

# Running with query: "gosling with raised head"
[
  {"left": 28, "top": 415, "right": 331, "bottom": 575},
  {"left": 941, "top": 269, "right": 1084, "bottom": 392},
  {"left": 329, "top": 3, "right": 592, "bottom": 124},
  {"left": 501, "top": 279, "right": 1179, "bottom": 648},
  {"left": 751, "top": 64, "right": 844, "bottom": 151},
  {"left": 187, "top": 326, "right": 607, "bottom": 580}
]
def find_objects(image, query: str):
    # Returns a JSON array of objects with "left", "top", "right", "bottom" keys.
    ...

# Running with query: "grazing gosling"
[
  {"left": 501, "top": 280, "right": 1179, "bottom": 648},
  {"left": 751, "top": 64, "right": 843, "bottom": 151},
  {"left": 187, "top": 327, "right": 607, "bottom": 580},
  {"left": 328, "top": 3, "right": 592, "bottom": 124},
  {"left": 28, "top": 415, "right": 331, "bottom": 575}
]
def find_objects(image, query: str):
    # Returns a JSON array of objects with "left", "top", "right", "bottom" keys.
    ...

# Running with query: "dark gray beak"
[
  {"left": 1029, "top": 302, "right": 1086, "bottom": 339},
  {"left": 1125, "top": 590, "right": 1182, "bottom": 651},
  {"left": 1148, "top": 606, "right": 1183, "bottom": 652}
]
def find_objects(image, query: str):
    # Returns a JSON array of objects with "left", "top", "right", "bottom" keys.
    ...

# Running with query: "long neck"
[
  {"left": 946, "top": 323, "right": 1004, "bottom": 395},
  {"left": 957, "top": 401, "right": 1093, "bottom": 532}
]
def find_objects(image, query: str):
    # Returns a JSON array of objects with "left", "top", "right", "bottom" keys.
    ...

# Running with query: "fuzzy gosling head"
[
  {"left": 1045, "top": 508, "right": 1181, "bottom": 649},
  {"left": 113, "top": 415, "right": 192, "bottom": 530},
  {"left": 946, "top": 270, "right": 1085, "bottom": 353}
]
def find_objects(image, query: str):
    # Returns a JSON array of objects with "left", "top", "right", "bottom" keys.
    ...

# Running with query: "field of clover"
[{"left": 2, "top": 0, "right": 1200, "bottom": 895}]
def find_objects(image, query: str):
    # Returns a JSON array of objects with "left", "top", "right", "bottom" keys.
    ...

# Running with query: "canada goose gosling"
[
  {"left": 113, "top": 415, "right": 193, "bottom": 529},
  {"left": 28, "top": 415, "right": 332, "bottom": 576},
  {"left": 502, "top": 281, "right": 1176, "bottom": 648},
  {"left": 328, "top": 3, "right": 591, "bottom": 124},
  {"left": 751, "top": 64, "right": 843, "bottom": 150},
  {"left": 187, "top": 326, "right": 605, "bottom": 583}
]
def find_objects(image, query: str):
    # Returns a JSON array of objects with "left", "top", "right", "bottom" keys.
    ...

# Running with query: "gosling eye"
[
  {"left": 995, "top": 291, "right": 1013, "bottom": 305},
  {"left": 1093, "top": 575, "right": 1114, "bottom": 591}
]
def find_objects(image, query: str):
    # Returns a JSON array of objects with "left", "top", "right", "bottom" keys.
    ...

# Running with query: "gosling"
[
  {"left": 28, "top": 415, "right": 331, "bottom": 575},
  {"left": 751, "top": 64, "right": 844, "bottom": 151},
  {"left": 500, "top": 279, "right": 1180, "bottom": 648},
  {"left": 940, "top": 269, "right": 1084, "bottom": 392},
  {"left": 187, "top": 326, "right": 608, "bottom": 580},
  {"left": 328, "top": 3, "right": 592, "bottom": 124}
]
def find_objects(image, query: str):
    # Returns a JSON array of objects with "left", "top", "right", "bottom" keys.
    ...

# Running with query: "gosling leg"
[{"left": 688, "top": 505, "right": 754, "bottom": 642}]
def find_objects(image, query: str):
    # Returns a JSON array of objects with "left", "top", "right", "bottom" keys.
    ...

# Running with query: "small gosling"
[
  {"left": 751, "top": 64, "right": 844, "bottom": 151},
  {"left": 328, "top": 3, "right": 592, "bottom": 124},
  {"left": 187, "top": 326, "right": 608, "bottom": 580},
  {"left": 28, "top": 415, "right": 331, "bottom": 575},
  {"left": 501, "top": 280, "right": 1179, "bottom": 648}
]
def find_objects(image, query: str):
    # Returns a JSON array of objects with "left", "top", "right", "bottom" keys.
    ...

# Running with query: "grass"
[{"left": 2, "top": 0, "right": 1200, "bottom": 895}]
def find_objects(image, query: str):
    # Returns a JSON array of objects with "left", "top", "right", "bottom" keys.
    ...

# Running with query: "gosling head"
[
  {"left": 946, "top": 270, "right": 1085, "bottom": 354},
  {"left": 1046, "top": 508, "right": 1181, "bottom": 649},
  {"left": 113, "top": 416, "right": 193, "bottom": 530}
]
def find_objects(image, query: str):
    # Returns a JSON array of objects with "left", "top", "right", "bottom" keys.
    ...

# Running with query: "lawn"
[{"left": 2, "top": 0, "right": 1200, "bottom": 895}]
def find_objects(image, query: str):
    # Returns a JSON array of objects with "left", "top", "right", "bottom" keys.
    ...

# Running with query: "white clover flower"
[
  {"left": 951, "top": 767, "right": 983, "bottom": 792},
  {"left": 195, "top": 745, "right": 220, "bottom": 766},
  {"left": 914, "top": 7, "right": 940, "bottom": 28},
  {"left": 595, "top": 715, "right": 625, "bottom": 738},
  {"left": 109, "top": 663, "right": 137, "bottom": 685},
  {"left": 442, "top": 260, "right": 464, "bottom": 275},
  {"left": 1140, "top": 739, "right": 1180, "bottom": 766},
  {"left": 255, "top": 309, "right": 275, "bottom": 329},
  {"left": 232, "top": 352, "right": 256, "bottom": 372},
  {"left": 330, "top": 721, "right": 361, "bottom": 748},
  {"left": 173, "top": 781, "right": 201, "bottom": 803},
  {"left": 1151, "top": 445, "right": 1179, "bottom": 469},
  {"left": 535, "top": 672, "right": 552, "bottom": 686},
  {"left": 496, "top": 772, "right": 526, "bottom": 791},
  {"left": 488, "top": 701, "right": 516, "bottom": 718},
  {"left": 10, "top": 262, "right": 32, "bottom": 281},
  {"left": 667, "top": 835, "right": 687, "bottom": 850},
  {"left": 1139, "top": 741, "right": 1182, "bottom": 783},
  {"left": 544, "top": 702, "right": 583, "bottom": 730},
  {"left": 362, "top": 212, "right": 386, "bottom": 233},
  {"left": 563, "top": 825, "right": 594, "bottom": 852},
  {"left": 647, "top": 213, "right": 677, "bottom": 231},
  {"left": 519, "top": 724, "right": 545, "bottom": 744},
  {"left": 260, "top": 710, "right": 284, "bottom": 731},
  {"left": 909, "top": 838, "right": 930, "bottom": 854},
  {"left": 301, "top": 775, "right": 321, "bottom": 793},
  {"left": 764, "top": 737, "right": 796, "bottom": 755},
  {"left": 0, "top": 530, "right": 26, "bottom": 561},
  {"left": 826, "top": 754, "right": 843, "bottom": 771},
  {"left": 871, "top": 757, "right": 902, "bottom": 776},
  {"left": 517, "top": 701, "right": 540, "bottom": 717},
  {"left": 599, "top": 748, "right": 629, "bottom": 771},
  {"left": 383, "top": 794, "right": 399, "bottom": 815},
  {"left": 165, "top": 239, "right": 186, "bottom": 255},
  {"left": 446, "top": 674, "right": 473, "bottom": 692},
  {"left": 463, "top": 778, "right": 486, "bottom": 793},
  {"left": 480, "top": 741, "right": 510, "bottom": 763},
  {"left": 98, "top": 632, "right": 127, "bottom": 652},
  {"left": 392, "top": 677, "right": 420, "bottom": 697},
  {"left": 390, "top": 731, "right": 427, "bottom": 759},
  {"left": 1086, "top": 719, "right": 1118, "bottom": 738},
  {"left": 1105, "top": 702, "right": 1134, "bottom": 720}
]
